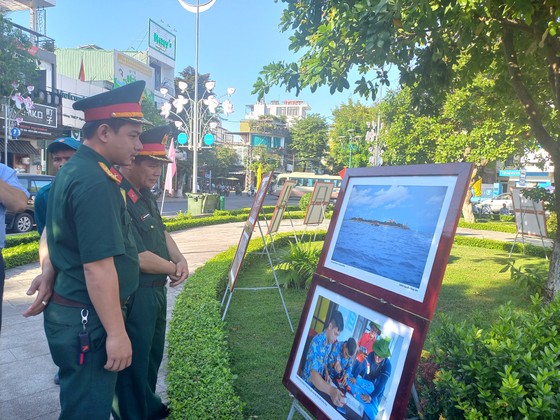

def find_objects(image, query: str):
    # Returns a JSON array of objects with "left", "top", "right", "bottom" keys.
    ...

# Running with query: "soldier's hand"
[
  {"left": 104, "top": 332, "right": 132, "bottom": 371},
  {"left": 168, "top": 260, "right": 189, "bottom": 287},
  {"left": 23, "top": 272, "right": 54, "bottom": 317}
]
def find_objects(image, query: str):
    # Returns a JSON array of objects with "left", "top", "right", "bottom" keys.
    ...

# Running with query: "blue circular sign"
[
  {"left": 10, "top": 127, "right": 21, "bottom": 139},
  {"left": 177, "top": 132, "right": 188, "bottom": 145},
  {"left": 203, "top": 133, "right": 215, "bottom": 146}
]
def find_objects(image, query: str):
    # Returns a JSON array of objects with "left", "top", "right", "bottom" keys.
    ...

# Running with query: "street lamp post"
[
  {"left": 338, "top": 129, "right": 360, "bottom": 168},
  {"left": 160, "top": 80, "right": 235, "bottom": 191},
  {"left": 175, "top": 0, "right": 216, "bottom": 193}
]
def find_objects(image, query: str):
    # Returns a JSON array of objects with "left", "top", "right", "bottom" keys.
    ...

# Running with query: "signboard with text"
[{"left": 148, "top": 19, "right": 176, "bottom": 60}]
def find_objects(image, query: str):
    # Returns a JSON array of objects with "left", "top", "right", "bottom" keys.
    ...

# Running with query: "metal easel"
[{"left": 221, "top": 208, "right": 294, "bottom": 333}]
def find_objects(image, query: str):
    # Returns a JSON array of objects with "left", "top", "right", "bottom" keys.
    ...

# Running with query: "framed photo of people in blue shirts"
[
  {"left": 283, "top": 275, "right": 429, "bottom": 420},
  {"left": 317, "top": 163, "right": 473, "bottom": 320}
]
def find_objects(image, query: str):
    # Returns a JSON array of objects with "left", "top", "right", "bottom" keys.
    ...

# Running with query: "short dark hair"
[
  {"left": 329, "top": 310, "right": 344, "bottom": 332},
  {"left": 81, "top": 118, "right": 131, "bottom": 140},
  {"left": 346, "top": 337, "right": 357, "bottom": 356}
]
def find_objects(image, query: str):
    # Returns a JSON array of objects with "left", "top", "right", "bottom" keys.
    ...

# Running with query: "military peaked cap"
[
  {"left": 137, "top": 125, "right": 173, "bottom": 163},
  {"left": 73, "top": 80, "right": 151, "bottom": 125}
]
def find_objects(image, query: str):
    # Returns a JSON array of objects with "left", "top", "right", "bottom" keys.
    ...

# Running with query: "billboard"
[{"left": 149, "top": 19, "right": 176, "bottom": 60}]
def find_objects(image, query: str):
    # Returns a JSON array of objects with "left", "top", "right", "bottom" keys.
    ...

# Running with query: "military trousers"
[
  {"left": 44, "top": 301, "right": 128, "bottom": 420},
  {"left": 113, "top": 283, "right": 167, "bottom": 420}
]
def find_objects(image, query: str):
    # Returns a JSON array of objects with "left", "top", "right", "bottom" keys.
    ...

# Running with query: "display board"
[
  {"left": 317, "top": 163, "right": 472, "bottom": 320},
  {"left": 511, "top": 188, "right": 547, "bottom": 238},
  {"left": 303, "top": 182, "right": 334, "bottom": 225},
  {"left": 228, "top": 172, "right": 273, "bottom": 291},
  {"left": 268, "top": 180, "right": 295, "bottom": 235},
  {"left": 283, "top": 163, "right": 472, "bottom": 420},
  {"left": 283, "top": 275, "right": 428, "bottom": 420}
]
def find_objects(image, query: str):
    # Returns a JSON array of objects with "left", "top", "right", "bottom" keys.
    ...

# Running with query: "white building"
[{"left": 245, "top": 99, "right": 310, "bottom": 127}]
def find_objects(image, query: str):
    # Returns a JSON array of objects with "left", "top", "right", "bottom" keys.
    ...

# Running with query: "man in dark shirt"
[{"left": 113, "top": 125, "right": 188, "bottom": 419}]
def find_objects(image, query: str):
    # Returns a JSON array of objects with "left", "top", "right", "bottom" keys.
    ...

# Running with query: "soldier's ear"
[{"left": 97, "top": 123, "right": 113, "bottom": 144}]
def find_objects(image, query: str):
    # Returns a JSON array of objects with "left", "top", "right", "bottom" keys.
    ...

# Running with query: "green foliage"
[
  {"left": 328, "top": 99, "right": 377, "bottom": 171},
  {"left": 0, "top": 14, "right": 38, "bottom": 96},
  {"left": 298, "top": 192, "right": 312, "bottom": 211},
  {"left": 289, "top": 113, "right": 329, "bottom": 171},
  {"left": 453, "top": 236, "right": 548, "bottom": 258},
  {"left": 421, "top": 296, "right": 560, "bottom": 419},
  {"left": 167, "top": 232, "right": 323, "bottom": 418},
  {"left": 501, "top": 260, "right": 548, "bottom": 296},
  {"left": 275, "top": 241, "right": 321, "bottom": 289},
  {"left": 547, "top": 212, "right": 557, "bottom": 239},
  {"left": 4, "top": 231, "right": 39, "bottom": 248},
  {"left": 458, "top": 219, "right": 517, "bottom": 234},
  {"left": 3, "top": 242, "right": 39, "bottom": 269}
]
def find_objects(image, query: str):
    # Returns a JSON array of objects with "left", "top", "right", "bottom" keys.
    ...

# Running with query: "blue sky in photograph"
[
  {"left": 6, "top": 0, "right": 399, "bottom": 131},
  {"left": 343, "top": 184, "right": 448, "bottom": 233}
]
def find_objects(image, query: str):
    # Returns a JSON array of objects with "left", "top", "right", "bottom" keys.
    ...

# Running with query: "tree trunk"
[{"left": 462, "top": 168, "right": 478, "bottom": 223}]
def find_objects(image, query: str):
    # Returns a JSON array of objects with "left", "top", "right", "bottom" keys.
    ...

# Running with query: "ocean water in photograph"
[{"left": 331, "top": 218, "right": 434, "bottom": 288}]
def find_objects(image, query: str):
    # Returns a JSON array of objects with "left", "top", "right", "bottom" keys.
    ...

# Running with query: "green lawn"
[{"left": 224, "top": 243, "right": 548, "bottom": 419}]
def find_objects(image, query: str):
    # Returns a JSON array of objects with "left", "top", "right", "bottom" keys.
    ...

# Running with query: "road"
[{"left": 157, "top": 192, "right": 301, "bottom": 217}]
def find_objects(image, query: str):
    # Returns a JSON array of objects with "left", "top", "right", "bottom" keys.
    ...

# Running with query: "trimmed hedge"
[
  {"left": 166, "top": 231, "right": 325, "bottom": 418},
  {"left": 453, "top": 236, "right": 548, "bottom": 258}
]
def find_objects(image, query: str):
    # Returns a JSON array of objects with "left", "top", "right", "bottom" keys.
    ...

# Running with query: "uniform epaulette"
[{"left": 98, "top": 162, "right": 123, "bottom": 185}]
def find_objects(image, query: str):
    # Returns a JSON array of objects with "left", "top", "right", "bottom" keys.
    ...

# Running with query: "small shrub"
[
  {"left": 419, "top": 296, "right": 560, "bottom": 419},
  {"left": 299, "top": 193, "right": 312, "bottom": 211},
  {"left": 501, "top": 260, "right": 548, "bottom": 296},
  {"left": 275, "top": 241, "right": 320, "bottom": 289}
]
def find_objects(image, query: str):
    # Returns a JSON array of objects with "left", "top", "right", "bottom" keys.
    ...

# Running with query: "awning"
[{"left": 0, "top": 140, "right": 40, "bottom": 155}]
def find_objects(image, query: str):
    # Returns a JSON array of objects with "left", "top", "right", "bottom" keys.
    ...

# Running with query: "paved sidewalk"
[
  {"left": 0, "top": 221, "right": 552, "bottom": 419},
  {"left": 0, "top": 218, "right": 329, "bottom": 420}
]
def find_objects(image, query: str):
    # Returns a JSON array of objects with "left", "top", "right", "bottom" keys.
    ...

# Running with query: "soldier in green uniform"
[
  {"left": 114, "top": 125, "right": 189, "bottom": 420},
  {"left": 42, "top": 81, "right": 150, "bottom": 419}
]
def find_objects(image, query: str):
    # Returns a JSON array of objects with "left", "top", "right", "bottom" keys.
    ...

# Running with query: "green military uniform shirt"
[
  {"left": 125, "top": 186, "right": 170, "bottom": 283},
  {"left": 46, "top": 145, "right": 139, "bottom": 303}
]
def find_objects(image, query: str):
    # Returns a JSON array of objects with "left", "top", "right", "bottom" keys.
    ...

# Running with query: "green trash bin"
[
  {"left": 203, "top": 193, "right": 218, "bottom": 213},
  {"left": 218, "top": 195, "right": 225, "bottom": 210},
  {"left": 186, "top": 193, "right": 204, "bottom": 216}
]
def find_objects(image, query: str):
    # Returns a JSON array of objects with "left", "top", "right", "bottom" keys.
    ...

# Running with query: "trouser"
[
  {"left": 0, "top": 251, "right": 4, "bottom": 334},
  {"left": 113, "top": 284, "right": 167, "bottom": 420},
  {"left": 44, "top": 300, "right": 129, "bottom": 420}
]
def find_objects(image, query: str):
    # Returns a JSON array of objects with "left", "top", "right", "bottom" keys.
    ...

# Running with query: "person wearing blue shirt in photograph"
[
  {"left": 301, "top": 310, "right": 346, "bottom": 407},
  {"left": 0, "top": 163, "right": 30, "bottom": 333},
  {"left": 350, "top": 337, "right": 392, "bottom": 419},
  {"left": 327, "top": 337, "right": 357, "bottom": 383}
]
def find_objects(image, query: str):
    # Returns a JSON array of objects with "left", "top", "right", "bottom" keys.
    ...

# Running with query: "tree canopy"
[
  {"left": 0, "top": 14, "right": 39, "bottom": 96},
  {"left": 255, "top": 0, "right": 560, "bottom": 299},
  {"left": 289, "top": 113, "right": 329, "bottom": 171}
]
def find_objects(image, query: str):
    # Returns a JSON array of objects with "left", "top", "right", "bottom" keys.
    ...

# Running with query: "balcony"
[{"left": 0, "top": 0, "right": 55, "bottom": 11}]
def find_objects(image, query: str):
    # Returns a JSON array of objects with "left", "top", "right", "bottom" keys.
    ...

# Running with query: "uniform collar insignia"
[
  {"left": 127, "top": 188, "right": 139, "bottom": 203},
  {"left": 98, "top": 162, "right": 122, "bottom": 185}
]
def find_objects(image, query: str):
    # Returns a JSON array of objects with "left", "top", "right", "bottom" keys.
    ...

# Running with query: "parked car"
[
  {"left": 477, "top": 192, "right": 513, "bottom": 214},
  {"left": 6, "top": 174, "right": 54, "bottom": 233}
]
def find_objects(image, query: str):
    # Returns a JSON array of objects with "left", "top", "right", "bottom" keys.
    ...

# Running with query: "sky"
[{"left": 6, "top": 0, "right": 392, "bottom": 131}]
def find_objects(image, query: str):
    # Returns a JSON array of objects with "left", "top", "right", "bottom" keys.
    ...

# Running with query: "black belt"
[
  {"left": 51, "top": 292, "right": 130, "bottom": 307},
  {"left": 140, "top": 280, "right": 167, "bottom": 288}
]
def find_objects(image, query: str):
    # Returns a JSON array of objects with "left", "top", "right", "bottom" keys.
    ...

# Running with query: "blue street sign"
[
  {"left": 177, "top": 132, "right": 188, "bottom": 145},
  {"left": 203, "top": 133, "right": 215, "bottom": 146},
  {"left": 10, "top": 127, "right": 21, "bottom": 139}
]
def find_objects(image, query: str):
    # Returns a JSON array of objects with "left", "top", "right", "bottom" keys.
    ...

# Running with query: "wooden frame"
[
  {"left": 283, "top": 275, "right": 429, "bottom": 420},
  {"left": 304, "top": 181, "right": 334, "bottom": 225},
  {"left": 317, "top": 163, "right": 472, "bottom": 319},
  {"left": 268, "top": 180, "right": 295, "bottom": 235},
  {"left": 228, "top": 171, "right": 274, "bottom": 291}
]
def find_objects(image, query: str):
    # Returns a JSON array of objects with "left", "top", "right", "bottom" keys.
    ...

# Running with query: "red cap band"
[
  {"left": 83, "top": 103, "right": 142, "bottom": 122},
  {"left": 138, "top": 143, "right": 167, "bottom": 155}
]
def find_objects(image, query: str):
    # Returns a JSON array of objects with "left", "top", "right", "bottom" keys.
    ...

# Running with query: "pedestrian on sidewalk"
[
  {"left": 0, "top": 163, "right": 29, "bottom": 334},
  {"left": 24, "top": 81, "right": 150, "bottom": 419},
  {"left": 34, "top": 137, "right": 81, "bottom": 235},
  {"left": 113, "top": 125, "right": 189, "bottom": 420}
]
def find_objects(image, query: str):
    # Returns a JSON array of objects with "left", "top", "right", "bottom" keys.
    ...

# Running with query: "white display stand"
[{"left": 509, "top": 188, "right": 549, "bottom": 257}]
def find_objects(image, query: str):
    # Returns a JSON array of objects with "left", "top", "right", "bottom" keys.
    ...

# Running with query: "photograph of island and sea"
[{"left": 330, "top": 183, "right": 449, "bottom": 290}]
